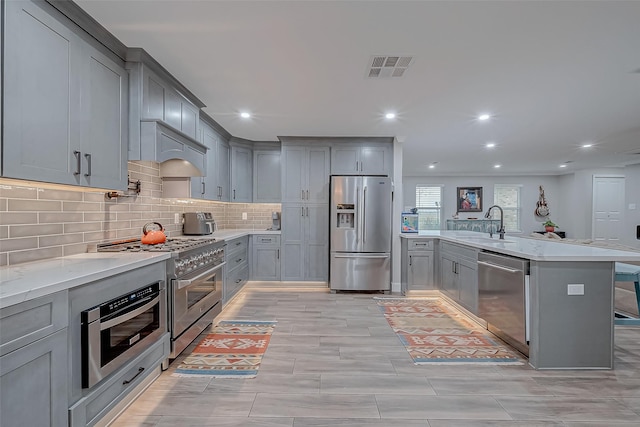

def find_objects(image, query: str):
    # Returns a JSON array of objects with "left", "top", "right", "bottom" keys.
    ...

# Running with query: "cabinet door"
[
  {"left": 253, "top": 150, "right": 281, "bottom": 202},
  {"left": 306, "top": 147, "right": 330, "bottom": 203},
  {"left": 180, "top": 102, "right": 198, "bottom": 139},
  {"left": 458, "top": 257, "right": 478, "bottom": 314},
  {"left": 84, "top": 47, "right": 128, "bottom": 190},
  {"left": 408, "top": 251, "right": 435, "bottom": 291},
  {"left": 217, "top": 140, "right": 231, "bottom": 201},
  {"left": 0, "top": 329, "right": 68, "bottom": 427},
  {"left": 164, "top": 90, "right": 182, "bottom": 131},
  {"left": 3, "top": 0, "right": 82, "bottom": 185},
  {"left": 192, "top": 121, "right": 219, "bottom": 199},
  {"left": 281, "top": 146, "right": 306, "bottom": 203},
  {"left": 252, "top": 247, "right": 281, "bottom": 280},
  {"left": 281, "top": 204, "right": 305, "bottom": 281},
  {"left": 360, "top": 145, "right": 392, "bottom": 175},
  {"left": 231, "top": 146, "right": 252, "bottom": 202},
  {"left": 330, "top": 146, "right": 359, "bottom": 174},
  {"left": 305, "top": 204, "right": 329, "bottom": 281},
  {"left": 440, "top": 253, "right": 458, "bottom": 300}
]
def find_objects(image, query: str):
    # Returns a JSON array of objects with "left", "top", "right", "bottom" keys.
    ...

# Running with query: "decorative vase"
[{"left": 545, "top": 226, "right": 555, "bottom": 232}]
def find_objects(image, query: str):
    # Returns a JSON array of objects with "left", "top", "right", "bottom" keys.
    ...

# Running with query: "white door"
[{"left": 592, "top": 175, "right": 625, "bottom": 242}]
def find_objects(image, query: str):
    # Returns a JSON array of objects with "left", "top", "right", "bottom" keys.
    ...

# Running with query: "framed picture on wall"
[{"left": 457, "top": 187, "right": 482, "bottom": 212}]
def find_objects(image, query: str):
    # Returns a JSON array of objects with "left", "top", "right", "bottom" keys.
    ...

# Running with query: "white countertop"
[
  {"left": 0, "top": 252, "right": 171, "bottom": 309},
  {"left": 400, "top": 230, "right": 640, "bottom": 262}
]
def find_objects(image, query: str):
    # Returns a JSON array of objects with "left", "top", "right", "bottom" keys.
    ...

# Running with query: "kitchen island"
[{"left": 401, "top": 231, "right": 640, "bottom": 369}]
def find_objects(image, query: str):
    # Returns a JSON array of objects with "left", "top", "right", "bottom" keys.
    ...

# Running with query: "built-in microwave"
[{"left": 81, "top": 282, "right": 166, "bottom": 388}]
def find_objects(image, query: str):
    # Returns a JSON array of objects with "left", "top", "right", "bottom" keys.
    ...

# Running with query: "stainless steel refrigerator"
[{"left": 329, "top": 176, "right": 392, "bottom": 291}]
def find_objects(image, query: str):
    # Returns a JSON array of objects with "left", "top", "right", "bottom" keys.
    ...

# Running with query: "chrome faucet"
[{"left": 485, "top": 205, "right": 505, "bottom": 239}]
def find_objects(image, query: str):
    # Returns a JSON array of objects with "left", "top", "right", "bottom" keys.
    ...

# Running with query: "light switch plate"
[
  {"left": 567, "top": 284, "right": 584, "bottom": 295},
  {"left": 174, "top": 213, "right": 180, "bottom": 224},
  {"left": 242, "top": 212, "right": 247, "bottom": 220}
]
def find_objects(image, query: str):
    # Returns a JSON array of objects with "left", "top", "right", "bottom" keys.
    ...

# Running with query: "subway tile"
[
  {"left": 0, "top": 237, "right": 38, "bottom": 252},
  {"left": 104, "top": 202, "right": 131, "bottom": 212},
  {"left": 116, "top": 212, "right": 143, "bottom": 221},
  {"left": 8, "top": 199, "right": 62, "bottom": 212},
  {"left": 0, "top": 199, "right": 7, "bottom": 211},
  {"left": 9, "top": 246, "right": 63, "bottom": 265},
  {"left": 0, "top": 184, "right": 38, "bottom": 199},
  {"left": 10, "top": 223, "right": 63, "bottom": 238},
  {"left": 0, "top": 227, "right": 7, "bottom": 239},
  {"left": 37, "top": 188, "right": 83, "bottom": 201},
  {"left": 39, "top": 233, "right": 84, "bottom": 247},
  {"left": 84, "top": 212, "right": 116, "bottom": 222},
  {"left": 84, "top": 192, "right": 108, "bottom": 202},
  {"left": 63, "top": 201, "right": 102, "bottom": 212},
  {"left": 84, "top": 230, "right": 117, "bottom": 242},
  {"left": 63, "top": 243, "right": 89, "bottom": 256},
  {"left": 0, "top": 253, "right": 7, "bottom": 266},
  {"left": 39, "top": 212, "right": 84, "bottom": 224},
  {"left": 103, "top": 221, "right": 132, "bottom": 230},
  {"left": 0, "top": 212, "right": 38, "bottom": 225}
]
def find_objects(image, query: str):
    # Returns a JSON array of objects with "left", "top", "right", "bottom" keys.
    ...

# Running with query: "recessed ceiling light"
[
  {"left": 559, "top": 164, "right": 568, "bottom": 168},
  {"left": 477, "top": 114, "right": 491, "bottom": 121},
  {"left": 485, "top": 142, "right": 496, "bottom": 148},
  {"left": 494, "top": 164, "right": 501, "bottom": 168},
  {"left": 385, "top": 113, "right": 396, "bottom": 119},
  {"left": 428, "top": 164, "right": 435, "bottom": 169},
  {"left": 240, "top": 112, "right": 251, "bottom": 118},
  {"left": 581, "top": 143, "right": 593, "bottom": 148}
]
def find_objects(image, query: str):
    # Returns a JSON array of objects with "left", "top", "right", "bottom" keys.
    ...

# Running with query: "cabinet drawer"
[
  {"left": 408, "top": 239, "right": 434, "bottom": 251},
  {"left": 226, "top": 236, "right": 248, "bottom": 256},
  {"left": 227, "top": 247, "right": 248, "bottom": 272},
  {"left": 253, "top": 234, "right": 280, "bottom": 246},
  {"left": 0, "top": 291, "right": 68, "bottom": 357}
]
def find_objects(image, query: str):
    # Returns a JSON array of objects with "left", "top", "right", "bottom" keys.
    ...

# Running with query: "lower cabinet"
[
  {"left": 439, "top": 241, "right": 479, "bottom": 314},
  {"left": 251, "top": 234, "right": 281, "bottom": 281},
  {"left": 224, "top": 236, "right": 250, "bottom": 303},
  {"left": 0, "top": 291, "right": 69, "bottom": 427},
  {"left": 400, "top": 238, "right": 435, "bottom": 294}
]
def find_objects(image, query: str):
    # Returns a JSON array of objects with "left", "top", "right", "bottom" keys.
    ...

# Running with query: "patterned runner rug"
[
  {"left": 173, "top": 320, "right": 276, "bottom": 378},
  {"left": 376, "top": 298, "right": 524, "bottom": 365}
]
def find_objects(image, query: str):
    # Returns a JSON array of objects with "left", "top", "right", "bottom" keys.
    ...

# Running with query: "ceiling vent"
[{"left": 368, "top": 55, "right": 413, "bottom": 78}]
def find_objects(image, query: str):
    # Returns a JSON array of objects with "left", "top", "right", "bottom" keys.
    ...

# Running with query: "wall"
[
  {"left": 402, "top": 175, "right": 563, "bottom": 236},
  {"left": 0, "top": 161, "right": 280, "bottom": 266}
]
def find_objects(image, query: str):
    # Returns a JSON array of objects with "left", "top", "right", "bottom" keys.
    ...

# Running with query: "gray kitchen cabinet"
[
  {"left": 439, "top": 241, "right": 479, "bottom": 314},
  {"left": 281, "top": 203, "right": 328, "bottom": 281},
  {"left": 281, "top": 146, "right": 331, "bottom": 203},
  {"left": 330, "top": 142, "right": 392, "bottom": 176},
  {"left": 3, "top": 0, "right": 128, "bottom": 190},
  {"left": 231, "top": 145, "right": 253, "bottom": 202},
  {"left": 0, "top": 291, "right": 69, "bottom": 427},
  {"left": 192, "top": 117, "right": 230, "bottom": 201},
  {"left": 224, "top": 236, "right": 250, "bottom": 303},
  {"left": 251, "top": 235, "right": 281, "bottom": 280},
  {"left": 400, "top": 238, "right": 435, "bottom": 294},
  {"left": 253, "top": 149, "right": 282, "bottom": 202}
]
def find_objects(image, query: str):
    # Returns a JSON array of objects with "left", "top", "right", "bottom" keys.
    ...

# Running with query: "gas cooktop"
[{"left": 96, "top": 237, "right": 218, "bottom": 253}]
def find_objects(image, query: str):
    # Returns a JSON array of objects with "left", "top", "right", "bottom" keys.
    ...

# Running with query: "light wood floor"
[{"left": 111, "top": 282, "right": 640, "bottom": 426}]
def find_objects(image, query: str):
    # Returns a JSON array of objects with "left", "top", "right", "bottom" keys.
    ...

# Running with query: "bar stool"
[{"left": 614, "top": 262, "right": 640, "bottom": 326}]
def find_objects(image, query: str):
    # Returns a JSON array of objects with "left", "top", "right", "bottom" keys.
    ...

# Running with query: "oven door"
[
  {"left": 82, "top": 286, "right": 166, "bottom": 388},
  {"left": 171, "top": 263, "right": 224, "bottom": 342}
]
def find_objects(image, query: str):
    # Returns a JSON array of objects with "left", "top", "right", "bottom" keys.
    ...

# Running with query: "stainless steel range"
[{"left": 97, "top": 237, "right": 225, "bottom": 360}]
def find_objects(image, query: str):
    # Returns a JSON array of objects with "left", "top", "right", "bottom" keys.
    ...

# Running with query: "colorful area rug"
[
  {"left": 376, "top": 298, "right": 524, "bottom": 365},
  {"left": 173, "top": 320, "right": 276, "bottom": 378}
]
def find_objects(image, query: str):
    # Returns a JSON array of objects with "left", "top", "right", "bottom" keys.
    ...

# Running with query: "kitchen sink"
[{"left": 463, "top": 237, "right": 517, "bottom": 244}]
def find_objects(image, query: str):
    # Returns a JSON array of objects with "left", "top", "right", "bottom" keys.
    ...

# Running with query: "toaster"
[{"left": 183, "top": 212, "right": 216, "bottom": 235}]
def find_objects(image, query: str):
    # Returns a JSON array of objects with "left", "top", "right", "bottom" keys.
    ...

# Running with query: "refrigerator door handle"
[
  {"left": 333, "top": 254, "right": 390, "bottom": 259},
  {"left": 356, "top": 186, "right": 360, "bottom": 243},
  {"left": 362, "top": 186, "right": 367, "bottom": 244}
]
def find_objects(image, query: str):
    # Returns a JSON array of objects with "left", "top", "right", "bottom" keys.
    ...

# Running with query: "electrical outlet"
[
  {"left": 242, "top": 212, "right": 247, "bottom": 220},
  {"left": 567, "top": 284, "right": 584, "bottom": 295},
  {"left": 174, "top": 213, "right": 181, "bottom": 224}
]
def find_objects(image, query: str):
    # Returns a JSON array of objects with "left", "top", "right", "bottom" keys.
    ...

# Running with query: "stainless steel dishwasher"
[{"left": 478, "top": 251, "right": 530, "bottom": 356}]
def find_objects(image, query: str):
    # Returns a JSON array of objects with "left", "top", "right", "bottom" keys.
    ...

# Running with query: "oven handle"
[
  {"left": 100, "top": 294, "right": 161, "bottom": 330},
  {"left": 176, "top": 262, "right": 226, "bottom": 290}
]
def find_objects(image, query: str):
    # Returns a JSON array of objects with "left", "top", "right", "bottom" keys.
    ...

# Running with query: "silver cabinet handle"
[
  {"left": 301, "top": 189, "right": 305, "bottom": 200},
  {"left": 306, "top": 207, "right": 309, "bottom": 217},
  {"left": 233, "top": 189, "right": 236, "bottom": 199},
  {"left": 175, "top": 262, "right": 225, "bottom": 289},
  {"left": 477, "top": 260, "right": 522, "bottom": 274},
  {"left": 301, "top": 207, "right": 304, "bottom": 217},
  {"left": 356, "top": 186, "right": 360, "bottom": 242},
  {"left": 334, "top": 254, "right": 390, "bottom": 259},
  {"left": 122, "top": 367, "right": 144, "bottom": 385},
  {"left": 409, "top": 255, "right": 412, "bottom": 266},
  {"left": 306, "top": 189, "right": 309, "bottom": 200},
  {"left": 277, "top": 249, "right": 280, "bottom": 259},
  {"left": 73, "top": 151, "right": 81, "bottom": 175},
  {"left": 84, "top": 153, "right": 92, "bottom": 177},
  {"left": 100, "top": 294, "right": 161, "bottom": 330},
  {"left": 202, "top": 182, "right": 205, "bottom": 195}
]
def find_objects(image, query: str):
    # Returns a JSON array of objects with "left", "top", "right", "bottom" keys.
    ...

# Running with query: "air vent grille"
[{"left": 368, "top": 55, "right": 413, "bottom": 78}]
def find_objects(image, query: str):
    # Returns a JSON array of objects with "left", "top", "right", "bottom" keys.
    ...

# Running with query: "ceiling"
[{"left": 75, "top": 0, "right": 640, "bottom": 176}]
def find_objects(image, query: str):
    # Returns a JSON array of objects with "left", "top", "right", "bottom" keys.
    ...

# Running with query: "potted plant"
[{"left": 543, "top": 220, "right": 558, "bottom": 232}]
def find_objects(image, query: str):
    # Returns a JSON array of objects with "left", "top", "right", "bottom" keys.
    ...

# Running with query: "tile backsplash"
[{"left": 0, "top": 161, "right": 280, "bottom": 266}]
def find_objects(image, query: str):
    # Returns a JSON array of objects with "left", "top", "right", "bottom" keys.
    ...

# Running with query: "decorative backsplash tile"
[{"left": 0, "top": 161, "right": 281, "bottom": 266}]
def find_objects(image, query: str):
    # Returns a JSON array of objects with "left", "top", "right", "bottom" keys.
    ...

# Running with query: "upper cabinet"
[
  {"left": 253, "top": 147, "right": 281, "bottom": 203},
  {"left": 127, "top": 48, "right": 207, "bottom": 172},
  {"left": 281, "top": 145, "right": 331, "bottom": 204},
  {"left": 230, "top": 142, "right": 253, "bottom": 203},
  {"left": 191, "top": 115, "right": 231, "bottom": 201},
  {"left": 3, "top": 0, "right": 128, "bottom": 190},
  {"left": 330, "top": 141, "right": 393, "bottom": 176}
]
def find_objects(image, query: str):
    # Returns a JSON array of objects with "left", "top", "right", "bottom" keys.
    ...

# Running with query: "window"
[
  {"left": 493, "top": 185, "right": 521, "bottom": 232},
  {"left": 415, "top": 186, "right": 442, "bottom": 230}
]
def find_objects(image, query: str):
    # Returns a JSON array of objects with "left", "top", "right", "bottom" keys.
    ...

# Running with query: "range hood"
[{"left": 159, "top": 159, "right": 203, "bottom": 199}]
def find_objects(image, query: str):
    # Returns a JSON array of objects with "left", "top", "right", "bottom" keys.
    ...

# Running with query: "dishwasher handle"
[{"left": 477, "top": 260, "right": 522, "bottom": 274}]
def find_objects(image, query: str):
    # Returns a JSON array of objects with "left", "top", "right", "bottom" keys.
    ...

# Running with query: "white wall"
[{"left": 623, "top": 164, "right": 640, "bottom": 248}]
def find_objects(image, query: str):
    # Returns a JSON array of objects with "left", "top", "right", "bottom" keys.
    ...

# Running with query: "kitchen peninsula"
[{"left": 401, "top": 231, "right": 640, "bottom": 370}]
